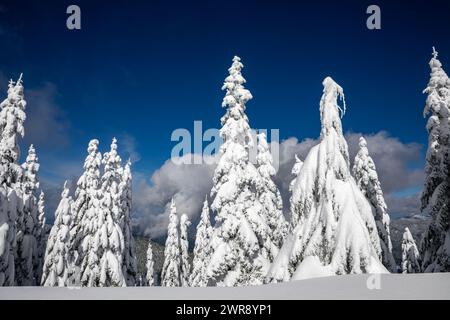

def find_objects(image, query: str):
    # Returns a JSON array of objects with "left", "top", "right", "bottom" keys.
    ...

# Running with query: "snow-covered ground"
[{"left": 1, "top": 273, "right": 449, "bottom": 300}]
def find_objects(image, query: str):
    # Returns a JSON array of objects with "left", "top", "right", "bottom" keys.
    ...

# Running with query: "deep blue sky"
[{"left": 0, "top": 0, "right": 449, "bottom": 185}]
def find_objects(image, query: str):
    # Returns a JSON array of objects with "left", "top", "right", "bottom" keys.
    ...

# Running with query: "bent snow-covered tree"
[
  {"left": 420, "top": 48, "right": 450, "bottom": 272},
  {"left": 180, "top": 213, "right": 191, "bottom": 287},
  {"left": 353, "top": 137, "right": 396, "bottom": 272},
  {"left": 41, "top": 181, "right": 73, "bottom": 286},
  {"left": 267, "top": 77, "right": 386, "bottom": 282},
  {"left": 190, "top": 196, "right": 213, "bottom": 287},
  {"left": 161, "top": 198, "right": 181, "bottom": 287},
  {"left": 0, "top": 75, "right": 26, "bottom": 286},
  {"left": 206, "top": 56, "right": 268, "bottom": 286},
  {"left": 402, "top": 227, "right": 421, "bottom": 274}
]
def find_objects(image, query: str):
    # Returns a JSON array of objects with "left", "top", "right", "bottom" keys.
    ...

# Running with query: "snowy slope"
[{"left": 1, "top": 273, "right": 449, "bottom": 300}]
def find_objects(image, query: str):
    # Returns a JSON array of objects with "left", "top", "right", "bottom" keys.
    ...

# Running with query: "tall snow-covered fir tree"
[
  {"left": 41, "top": 181, "right": 73, "bottom": 286},
  {"left": 420, "top": 47, "right": 450, "bottom": 272},
  {"left": 145, "top": 241, "right": 154, "bottom": 286},
  {"left": 353, "top": 136, "right": 397, "bottom": 272},
  {"left": 190, "top": 196, "right": 213, "bottom": 287},
  {"left": 256, "top": 132, "right": 287, "bottom": 262},
  {"left": 267, "top": 77, "right": 386, "bottom": 282},
  {"left": 180, "top": 213, "right": 191, "bottom": 287},
  {"left": 402, "top": 227, "right": 421, "bottom": 274},
  {"left": 161, "top": 198, "right": 181, "bottom": 287},
  {"left": 15, "top": 144, "right": 40, "bottom": 286},
  {"left": 0, "top": 75, "right": 26, "bottom": 286},
  {"left": 206, "top": 56, "right": 267, "bottom": 287},
  {"left": 120, "top": 159, "right": 137, "bottom": 286},
  {"left": 69, "top": 139, "right": 103, "bottom": 286}
]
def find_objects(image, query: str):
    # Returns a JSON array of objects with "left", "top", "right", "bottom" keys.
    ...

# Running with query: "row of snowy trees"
[
  {"left": 2, "top": 48, "right": 448, "bottom": 287},
  {"left": 41, "top": 138, "right": 138, "bottom": 287},
  {"left": 157, "top": 57, "right": 387, "bottom": 287},
  {"left": 0, "top": 75, "right": 48, "bottom": 286},
  {"left": 156, "top": 50, "right": 449, "bottom": 287}
]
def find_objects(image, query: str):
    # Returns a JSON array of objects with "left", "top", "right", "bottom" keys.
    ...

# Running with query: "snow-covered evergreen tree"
[
  {"left": 180, "top": 213, "right": 191, "bottom": 287},
  {"left": 0, "top": 75, "right": 26, "bottom": 286},
  {"left": 33, "top": 190, "right": 47, "bottom": 284},
  {"left": 145, "top": 241, "right": 154, "bottom": 286},
  {"left": 267, "top": 77, "right": 386, "bottom": 282},
  {"left": 190, "top": 196, "right": 212, "bottom": 287},
  {"left": 41, "top": 181, "right": 73, "bottom": 286},
  {"left": 120, "top": 159, "right": 137, "bottom": 286},
  {"left": 420, "top": 47, "right": 450, "bottom": 272},
  {"left": 161, "top": 198, "right": 181, "bottom": 287},
  {"left": 402, "top": 227, "right": 421, "bottom": 274},
  {"left": 206, "top": 56, "right": 267, "bottom": 286},
  {"left": 15, "top": 144, "right": 40, "bottom": 285},
  {"left": 256, "top": 132, "right": 287, "bottom": 261},
  {"left": 69, "top": 139, "right": 103, "bottom": 286},
  {"left": 353, "top": 136, "right": 397, "bottom": 272}
]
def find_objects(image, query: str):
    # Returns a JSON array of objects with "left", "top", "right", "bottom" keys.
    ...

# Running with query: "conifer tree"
[
  {"left": 353, "top": 137, "right": 396, "bottom": 272},
  {"left": 15, "top": 144, "right": 40, "bottom": 285},
  {"left": 92, "top": 137, "right": 126, "bottom": 286},
  {"left": 256, "top": 132, "right": 287, "bottom": 261},
  {"left": 180, "top": 213, "right": 191, "bottom": 287},
  {"left": 161, "top": 198, "right": 181, "bottom": 287},
  {"left": 120, "top": 159, "right": 137, "bottom": 286},
  {"left": 145, "top": 241, "right": 155, "bottom": 286},
  {"left": 0, "top": 74, "right": 26, "bottom": 186},
  {"left": 70, "top": 139, "right": 102, "bottom": 286},
  {"left": 402, "top": 227, "right": 421, "bottom": 274},
  {"left": 267, "top": 77, "right": 386, "bottom": 282},
  {"left": 206, "top": 56, "right": 267, "bottom": 286},
  {"left": 190, "top": 196, "right": 213, "bottom": 287},
  {"left": 0, "top": 75, "right": 26, "bottom": 286},
  {"left": 41, "top": 181, "right": 73, "bottom": 286},
  {"left": 34, "top": 191, "right": 47, "bottom": 284},
  {"left": 420, "top": 47, "right": 450, "bottom": 272}
]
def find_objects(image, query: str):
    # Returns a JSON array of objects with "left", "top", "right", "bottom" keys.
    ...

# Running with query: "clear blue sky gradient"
[{"left": 0, "top": 0, "right": 449, "bottom": 182}]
